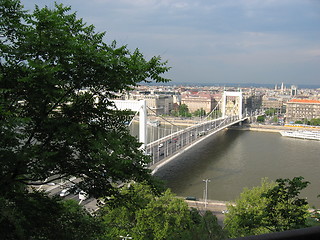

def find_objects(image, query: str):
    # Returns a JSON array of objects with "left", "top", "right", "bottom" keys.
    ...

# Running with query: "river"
[{"left": 153, "top": 129, "right": 320, "bottom": 208}]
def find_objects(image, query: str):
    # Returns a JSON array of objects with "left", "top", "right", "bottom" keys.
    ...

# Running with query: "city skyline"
[{"left": 22, "top": 0, "right": 320, "bottom": 86}]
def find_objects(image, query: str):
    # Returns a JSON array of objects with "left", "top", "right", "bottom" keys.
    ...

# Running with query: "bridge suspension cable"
[
  {"left": 202, "top": 97, "right": 223, "bottom": 122},
  {"left": 146, "top": 106, "right": 183, "bottom": 129}
]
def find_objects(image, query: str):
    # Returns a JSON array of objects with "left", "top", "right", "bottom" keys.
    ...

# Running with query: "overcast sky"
[{"left": 21, "top": 0, "right": 320, "bottom": 86}]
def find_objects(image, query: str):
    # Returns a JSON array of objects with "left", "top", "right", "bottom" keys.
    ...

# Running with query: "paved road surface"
[{"left": 184, "top": 199, "right": 231, "bottom": 226}]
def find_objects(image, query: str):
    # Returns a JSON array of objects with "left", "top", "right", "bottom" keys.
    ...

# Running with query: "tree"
[
  {"left": 262, "top": 176, "right": 310, "bottom": 232},
  {"left": 134, "top": 189, "right": 193, "bottom": 240},
  {"left": 224, "top": 177, "right": 310, "bottom": 238},
  {"left": 1, "top": 0, "right": 169, "bottom": 197},
  {"left": 99, "top": 182, "right": 226, "bottom": 240},
  {"left": 0, "top": 191, "right": 103, "bottom": 240},
  {"left": 188, "top": 209, "right": 227, "bottom": 240},
  {"left": 208, "top": 109, "right": 222, "bottom": 119},
  {"left": 265, "top": 108, "right": 277, "bottom": 116},
  {"left": 178, "top": 104, "right": 192, "bottom": 117},
  {"left": 193, "top": 108, "right": 206, "bottom": 118},
  {"left": 1, "top": 0, "right": 170, "bottom": 237},
  {"left": 171, "top": 103, "right": 191, "bottom": 117},
  {"left": 309, "top": 118, "right": 320, "bottom": 126},
  {"left": 257, "top": 115, "right": 265, "bottom": 123},
  {"left": 272, "top": 115, "right": 278, "bottom": 123},
  {"left": 224, "top": 179, "right": 276, "bottom": 237}
]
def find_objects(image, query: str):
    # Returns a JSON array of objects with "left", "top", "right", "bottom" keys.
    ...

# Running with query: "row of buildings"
[
  {"left": 115, "top": 83, "right": 320, "bottom": 124},
  {"left": 121, "top": 86, "right": 261, "bottom": 117}
]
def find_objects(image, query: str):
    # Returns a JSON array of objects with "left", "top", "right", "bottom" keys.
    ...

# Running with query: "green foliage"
[
  {"left": 1, "top": 0, "right": 170, "bottom": 238},
  {"left": 99, "top": 182, "right": 226, "bottom": 240},
  {"left": 224, "top": 177, "right": 310, "bottom": 238},
  {"left": 1, "top": 0, "right": 169, "bottom": 197},
  {"left": 134, "top": 189, "right": 193, "bottom": 240},
  {"left": 265, "top": 108, "right": 277, "bottom": 116},
  {"left": 262, "top": 176, "right": 310, "bottom": 232},
  {"left": 272, "top": 116, "right": 278, "bottom": 123},
  {"left": 187, "top": 209, "right": 227, "bottom": 240},
  {"left": 171, "top": 104, "right": 192, "bottom": 117},
  {"left": 193, "top": 108, "right": 206, "bottom": 117},
  {"left": 257, "top": 115, "right": 265, "bottom": 122},
  {"left": 0, "top": 191, "right": 103, "bottom": 240},
  {"left": 224, "top": 179, "right": 276, "bottom": 237},
  {"left": 309, "top": 118, "right": 320, "bottom": 126},
  {"left": 207, "top": 109, "right": 222, "bottom": 119}
]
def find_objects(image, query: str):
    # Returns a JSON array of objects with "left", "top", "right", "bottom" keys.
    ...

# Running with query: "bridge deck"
[{"left": 147, "top": 116, "right": 249, "bottom": 173}]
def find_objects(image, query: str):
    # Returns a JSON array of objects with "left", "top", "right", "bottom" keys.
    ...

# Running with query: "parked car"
[
  {"left": 79, "top": 190, "right": 89, "bottom": 200},
  {"left": 158, "top": 143, "right": 164, "bottom": 148},
  {"left": 59, "top": 188, "right": 70, "bottom": 197}
]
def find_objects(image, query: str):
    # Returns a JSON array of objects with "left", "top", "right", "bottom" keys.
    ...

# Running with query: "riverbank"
[
  {"left": 184, "top": 199, "right": 229, "bottom": 226},
  {"left": 228, "top": 124, "right": 318, "bottom": 133}
]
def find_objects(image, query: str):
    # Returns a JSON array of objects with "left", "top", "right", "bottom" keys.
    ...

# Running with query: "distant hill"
[{"left": 146, "top": 81, "right": 320, "bottom": 89}]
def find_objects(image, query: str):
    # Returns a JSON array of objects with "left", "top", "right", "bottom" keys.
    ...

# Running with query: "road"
[
  {"left": 146, "top": 117, "right": 226, "bottom": 167},
  {"left": 184, "top": 199, "right": 230, "bottom": 226},
  {"left": 37, "top": 177, "right": 231, "bottom": 225},
  {"left": 38, "top": 178, "right": 99, "bottom": 213}
]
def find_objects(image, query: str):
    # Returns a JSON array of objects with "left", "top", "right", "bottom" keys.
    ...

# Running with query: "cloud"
[{"left": 20, "top": 0, "right": 320, "bottom": 85}]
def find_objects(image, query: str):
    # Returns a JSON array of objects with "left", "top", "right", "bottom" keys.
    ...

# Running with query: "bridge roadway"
[{"left": 146, "top": 115, "right": 249, "bottom": 173}]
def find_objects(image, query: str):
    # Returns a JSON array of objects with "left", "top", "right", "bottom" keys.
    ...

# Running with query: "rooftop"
[{"left": 288, "top": 99, "right": 320, "bottom": 104}]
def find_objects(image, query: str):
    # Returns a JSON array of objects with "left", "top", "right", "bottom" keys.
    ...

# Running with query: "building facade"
[
  {"left": 125, "top": 92, "right": 174, "bottom": 115},
  {"left": 261, "top": 96, "right": 285, "bottom": 113},
  {"left": 285, "top": 99, "right": 320, "bottom": 123},
  {"left": 181, "top": 93, "right": 217, "bottom": 113}
]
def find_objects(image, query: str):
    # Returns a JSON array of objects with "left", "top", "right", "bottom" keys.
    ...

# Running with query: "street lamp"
[{"left": 203, "top": 179, "right": 211, "bottom": 208}]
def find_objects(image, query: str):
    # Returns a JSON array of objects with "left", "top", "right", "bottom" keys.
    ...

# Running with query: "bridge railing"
[
  {"left": 146, "top": 114, "right": 246, "bottom": 166},
  {"left": 145, "top": 109, "right": 267, "bottom": 168}
]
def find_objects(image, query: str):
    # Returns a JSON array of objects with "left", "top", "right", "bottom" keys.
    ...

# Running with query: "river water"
[{"left": 153, "top": 129, "right": 320, "bottom": 208}]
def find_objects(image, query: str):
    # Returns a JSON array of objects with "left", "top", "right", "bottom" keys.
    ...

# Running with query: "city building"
[
  {"left": 125, "top": 91, "right": 175, "bottom": 115},
  {"left": 285, "top": 99, "right": 320, "bottom": 123},
  {"left": 181, "top": 93, "right": 217, "bottom": 113},
  {"left": 261, "top": 96, "right": 286, "bottom": 114},
  {"left": 242, "top": 90, "right": 263, "bottom": 113}
]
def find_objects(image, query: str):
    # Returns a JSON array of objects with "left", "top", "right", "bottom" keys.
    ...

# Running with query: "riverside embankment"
[
  {"left": 229, "top": 124, "right": 290, "bottom": 133},
  {"left": 229, "top": 123, "right": 320, "bottom": 133}
]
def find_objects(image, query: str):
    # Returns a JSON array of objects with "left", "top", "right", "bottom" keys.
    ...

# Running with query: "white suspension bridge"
[{"left": 112, "top": 91, "right": 263, "bottom": 173}]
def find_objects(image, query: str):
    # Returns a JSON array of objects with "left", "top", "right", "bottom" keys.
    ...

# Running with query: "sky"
[{"left": 21, "top": 0, "right": 320, "bottom": 87}]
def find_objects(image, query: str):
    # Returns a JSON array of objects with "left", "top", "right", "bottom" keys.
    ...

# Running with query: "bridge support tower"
[
  {"left": 222, "top": 91, "right": 243, "bottom": 119},
  {"left": 112, "top": 100, "right": 147, "bottom": 149}
]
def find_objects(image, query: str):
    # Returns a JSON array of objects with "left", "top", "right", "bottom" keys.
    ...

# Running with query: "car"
[
  {"left": 198, "top": 131, "right": 206, "bottom": 136},
  {"left": 158, "top": 143, "right": 164, "bottom": 148},
  {"left": 185, "top": 196, "right": 197, "bottom": 201},
  {"left": 59, "top": 188, "right": 70, "bottom": 197},
  {"left": 79, "top": 190, "right": 89, "bottom": 200}
]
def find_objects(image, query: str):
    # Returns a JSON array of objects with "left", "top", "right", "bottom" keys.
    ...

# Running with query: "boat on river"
[{"left": 280, "top": 130, "right": 320, "bottom": 141}]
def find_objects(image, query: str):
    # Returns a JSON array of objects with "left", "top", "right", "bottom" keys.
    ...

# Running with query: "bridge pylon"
[
  {"left": 222, "top": 91, "right": 243, "bottom": 119},
  {"left": 111, "top": 99, "right": 147, "bottom": 149}
]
